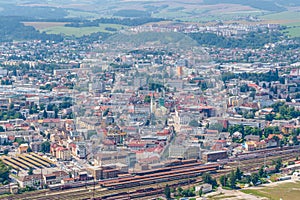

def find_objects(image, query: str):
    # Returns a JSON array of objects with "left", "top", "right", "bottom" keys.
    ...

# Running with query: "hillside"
[{"left": 106, "top": 32, "right": 198, "bottom": 48}]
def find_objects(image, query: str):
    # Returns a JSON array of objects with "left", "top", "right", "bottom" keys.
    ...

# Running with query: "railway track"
[{"left": 3, "top": 147, "right": 300, "bottom": 200}]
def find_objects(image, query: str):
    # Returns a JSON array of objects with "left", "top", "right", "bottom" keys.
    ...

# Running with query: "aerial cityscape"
[{"left": 0, "top": 0, "right": 300, "bottom": 199}]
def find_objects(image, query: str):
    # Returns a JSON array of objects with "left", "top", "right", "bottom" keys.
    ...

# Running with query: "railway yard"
[{"left": 1, "top": 146, "right": 300, "bottom": 200}]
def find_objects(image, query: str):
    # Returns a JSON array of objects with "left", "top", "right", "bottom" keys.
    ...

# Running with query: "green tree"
[
  {"left": 103, "top": 108, "right": 109, "bottom": 117},
  {"left": 251, "top": 173, "right": 259, "bottom": 185},
  {"left": 199, "top": 81, "right": 208, "bottom": 91},
  {"left": 144, "top": 95, "right": 151, "bottom": 103},
  {"left": 47, "top": 104, "right": 54, "bottom": 111},
  {"left": 189, "top": 119, "right": 199, "bottom": 127},
  {"left": 265, "top": 114, "right": 275, "bottom": 121},
  {"left": 0, "top": 160, "right": 10, "bottom": 184},
  {"left": 208, "top": 123, "right": 225, "bottom": 132},
  {"left": 14, "top": 138, "right": 25, "bottom": 145},
  {"left": 43, "top": 110, "right": 48, "bottom": 118},
  {"left": 229, "top": 170, "right": 236, "bottom": 189},
  {"left": 275, "top": 158, "right": 282, "bottom": 173},
  {"left": 202, "top": 172, "right": 212, "bottom": 184},
  {"left": 28, "top": 167, "right": 33, "bottom": 175},
  {"left": 219, "top": 175, "right": 227, "bottom": 187},
  {"left": 259, "top": 166, "right": 265, "bottom": 178},
  {"left": 240, "top": 84, "right": 249, "bottom": 92},
  {"left": 3, "top": 149, "right": 9, "bottom": 155},
  {"left": 228, "top": 124, "right": 244, "bottom": 136},
  {"left": 164, "top": 184, "right": 171, "bottom": 199},
  {"left": 177, "top": 187, "right": 183, "bottom": 195},
  {"left": 291, "top": 135, "right": 299, "bottom": 145},
  {"left": 202, "top": 172, "right": 217, "bottom": 187},
  {"left": 198, "top": 188, "right": 203, "bottom": 197},
  {"left": 9, "top": 103, "right": 14, "bottom": 110},
  {"left": 39, "top": 104, "right": 45, "bottom": 111},
  {"left": 54, "top": 108, "right": 59, "bottom": 119},
  {"left": 235, "top": 167, "right": 242, "bottom": 180},
  {"left": 41, "top": 141, "right": 50, "bottom": 153}
]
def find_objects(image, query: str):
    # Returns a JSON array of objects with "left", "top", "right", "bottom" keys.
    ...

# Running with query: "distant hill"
[
  {"left": 202, "top": 0, "right": 286, "bottom": 12},
  {"left": 0, "top": 4, "right": 68, "bottom": 19},
  {"left": 2, "top": 0, "right": 300, "bottom": 22},
  {"left": 106, "top": 32, "right": 198, "bottom": 48},
  {"left": 0, "top": 17, "right": 63, "bottom": 42}
]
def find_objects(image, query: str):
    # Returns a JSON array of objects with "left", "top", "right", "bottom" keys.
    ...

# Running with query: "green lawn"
[{"left": 242, "top": 181, "right": 300, "bottom": 200}]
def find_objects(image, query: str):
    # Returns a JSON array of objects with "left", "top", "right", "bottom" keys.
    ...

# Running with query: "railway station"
[{"left": 0, "top": 152, "right": 56, "bottom": 171}]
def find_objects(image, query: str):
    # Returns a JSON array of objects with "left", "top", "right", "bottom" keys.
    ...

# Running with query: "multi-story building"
[
  {"left": 43, "top": 171, "right": 69, "bottom": 185},
  {"left": 17, "top": 174, "right": 43, "bottom": 188}
]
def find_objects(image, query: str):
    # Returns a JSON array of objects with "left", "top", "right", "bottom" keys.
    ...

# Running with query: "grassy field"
[
  {"left": 284, "top": 26, "right": 300, "bottom": 38},
  {"left": 262, "top": 11, "right": 300, "bottom": 22},
  {"left": 106, "top": 32, "right": 198, "bottom": 48},
  {"left": 152, "top": 3, "right": 261, "bottom": 22},
  {"left": 23, "top": 22, "right": 69, "bottom": 29},
  {"left": 19, "top": 1, "right": 300, "bottom": 38},
  {"left": 261, "top": 11, "right": 300, "bottom": 26},
  {"left": 206, "top": 193, "right": 237, "bottom": 200},
  {"left": 41, "top": 26, "right": 107, "bottom": 37},
  {"left": 242, "top": 181, "right": 300, "bottom": 200},
  {"left": 66, "top": 10, "right": 100, "bottom": 19},
  {"left": 261, "top": 11, "right": 300, "bottom": 38},
  {"left": 33, "top": 23, "right": 125, "bottom": 37}
]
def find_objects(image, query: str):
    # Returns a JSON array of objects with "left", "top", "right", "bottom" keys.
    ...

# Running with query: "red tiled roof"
[
  {"left": 43, "top": 119, "right": 61, "bottom": 123},
  {"left": 128, "top": 142, "right": 146, "bottom": 147}
]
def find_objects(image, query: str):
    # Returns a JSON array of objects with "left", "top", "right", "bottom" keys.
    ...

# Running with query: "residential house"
[
  {"left": 30, "top": 141, "right": 42, "bottom": 152},
  {"left": 18, "top": 144, "right": 29, "bottom": 154}
]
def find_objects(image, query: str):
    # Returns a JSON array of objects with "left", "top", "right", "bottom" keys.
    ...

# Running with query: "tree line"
[
  {"left": 188, "top": 31, "right": 283, "bottom": 49},
  {"left": 65, "top": 17, "right": 165, "bottom": 28},
  {"left": 0, "top": 17, "right": 63, "bottom": 42},
  {"left": 221, "top": 70, "right": 280, "bottom": 83}
]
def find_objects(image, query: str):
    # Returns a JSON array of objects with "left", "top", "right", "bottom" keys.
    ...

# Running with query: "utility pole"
[
  {"left": 92, "top": 179, "right": 95, "bottom": 200},
  {"left": 264, "top": 153, "right": 266, "bottom": 169},
  {"left": 40, "top": 168, "right": 43, "bottom": 189}
]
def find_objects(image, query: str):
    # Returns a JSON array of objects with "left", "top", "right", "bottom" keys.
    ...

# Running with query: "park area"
[{"left": 241, "top": 180, "right": 300, "bottom": 200}]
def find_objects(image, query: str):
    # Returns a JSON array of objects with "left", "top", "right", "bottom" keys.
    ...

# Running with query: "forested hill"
[
  {"left": 0, "top": 17, "right": 63, "bottom": 42},
  {"left": 188, "top": 31, "right": 283, "bottom": 49},
  {"left": 0, "top": 4, "right": 68, "bottom": 19},
  {"left": 202, "top": 0, "right": 290, "bottom": 12}
]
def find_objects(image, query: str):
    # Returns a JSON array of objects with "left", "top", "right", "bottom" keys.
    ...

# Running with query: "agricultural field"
[
  {"left": 262, "top": 11, "right": 300, "bottom": 24},
  {"left": 66, "top": 10, "right": 100, "bottom": 19},
  {"left": 242, "top": 181, "right": 300, "bottom": 200},
  {"left": 6, "top": 0, "right": 300, "bottom": 38},
  {"left": 23, "top": 21, "right": 127, "bottom": 38},
  {"left": 261, "top": 11, "right": 300, "bottom": 37},
  {"left": 284, "top": 27, "right": 300, "bottom": 38},
  {"left": 39, "top": 24, "right": 125, "bottom": 37},
  {"left": 23, "top": 22, "right": 69, "bottom": 30}
]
